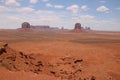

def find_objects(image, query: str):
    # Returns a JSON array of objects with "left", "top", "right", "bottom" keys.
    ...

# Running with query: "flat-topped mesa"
[
  {"left": 74, "top": 23, "right": 82, "bottom": 30},
  {"left": 21, "top": 22, "right": 51, "bottom": 30}
]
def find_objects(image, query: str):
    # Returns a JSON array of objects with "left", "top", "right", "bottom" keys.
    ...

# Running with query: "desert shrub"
[{"left": 0, "top": 61, "right": 12, "bottom": 70}]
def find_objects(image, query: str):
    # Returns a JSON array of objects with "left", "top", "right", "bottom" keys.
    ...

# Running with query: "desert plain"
[{"left": 0, "top": 29, "right": 120, "bottom": 80}]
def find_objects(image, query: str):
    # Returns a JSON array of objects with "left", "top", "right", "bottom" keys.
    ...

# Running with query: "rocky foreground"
[{"left": 0, "top": 42, "right": 95, "bottom": 80}]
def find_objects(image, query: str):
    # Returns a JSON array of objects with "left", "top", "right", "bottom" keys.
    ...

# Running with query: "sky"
[{"left": 0, "top": 0, "right": 120, "bottom": 31}]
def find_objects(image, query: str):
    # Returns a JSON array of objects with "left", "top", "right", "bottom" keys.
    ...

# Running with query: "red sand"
[{"left": 0, "top": 30, "right": 120, "bottom": 80}]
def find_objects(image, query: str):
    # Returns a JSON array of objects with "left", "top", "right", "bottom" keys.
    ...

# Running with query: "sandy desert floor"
[{"left": 0, "top": 30, "right": 120, "bottom": 80}]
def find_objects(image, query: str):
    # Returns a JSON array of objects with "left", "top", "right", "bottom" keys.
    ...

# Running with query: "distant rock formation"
[
  {"left": 21, "top": 22, "right": 50, "bottom": 30},
  {"left": 61, "top": 27, "right": 64, "bottom": 30},
  {"left": 21, "top": 22, "right": 30, "bottom": 28},
  {"left": 70, "top": 23, "right": 92, "bottom": 33},
  {"left": 74, "top": 23, "right": 81, "bottom": 30},
  {"left": 30, "top": 25, "right": 50, "bottom": 29},
  {"left": 85, "top": 27, "right": 91, "bottom": 30}
]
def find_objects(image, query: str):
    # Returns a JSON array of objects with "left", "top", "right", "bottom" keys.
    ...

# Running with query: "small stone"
[
  {"left": 74, "top": 59, "right": 83, "bottom": 64},
  {"left": 50, "top": 71, "right": 56, "bottom": 75},
  {"left": 3, "top": 43, "right": 8, "bottom": 47},
  {"left": 91, "top": 76, "right": 96, "bottom": 80}
]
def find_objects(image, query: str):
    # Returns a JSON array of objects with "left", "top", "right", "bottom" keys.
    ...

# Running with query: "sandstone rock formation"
[
  {"left": 74, "top": 23, "right": 81, "bottom": 30},
  {"left": 0, "top": 42, "right": 95, "bottom": 80},
  {"left": 21, "top": 22, "right": 30, "bottom": 28}
]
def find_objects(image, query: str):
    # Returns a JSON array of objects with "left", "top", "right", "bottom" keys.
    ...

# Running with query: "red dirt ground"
[{"left": 0, "top": 30, "right": 120, "bottom": 80}]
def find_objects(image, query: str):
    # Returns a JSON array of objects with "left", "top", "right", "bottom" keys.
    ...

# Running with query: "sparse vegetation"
[{"left": 0, "top": 60, "right": 12, "bottom": 70}]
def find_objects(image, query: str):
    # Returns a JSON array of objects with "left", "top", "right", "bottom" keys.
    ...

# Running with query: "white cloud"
[
  {"left": 0, "top": 8, "right": 67, "bottom": 29},
  {"left": 105, "top": 11, "right": 110, "bottom": 14},
  {"left": 30, "top": 0, "right": 38, "bottom": 4},
  {"left": 80, "top": 15, "right": 95, "bottom": 19},
  {"left": 91, "top": 20, "right": 120, "bottom": 31},
  {"left": 66, "top": 5, "right": 79, "bottom": 16},
  {"left": 0, "top": 14, "right": 22, "bottom": 29},
  {"left": 19, "top": 7, "right": 35, "bottom": 13},
  {"left": 32, "top": 11, "right": 61, "bottom": 23},
  {"left": 81, "top": 5, "right": 89, "bottom": 11},
  {"left": 116, "top": 7, "right": 120, "bottom": 10},
  {"left": 42, "top": 0, "right": 49, "bottom": 2},
  {"left": 29, "top": 0, "right": 49, "bottom": 4},
  {"left": 0, "top": 6, "right": 35, "bottom": 13},
  {"left": 0, "top": 1, "right": 119, "bottom": 31},
  {"left": 35, "top": 10, "right": 54, "bottom": 14},
  {"left": 46, "top": 3, "right": 53, "bottom": 8},
  {"left": 0, "top": 0, "right": 4, "bottom": 2},
  {"left": 54, "top": 5, "right": 64, "bottom": 9},
  {"left": 72, "top": 15, "right": 95, "bottom": 27},
  {"left": 8, "top": 16, "right": 20, "bottom": 20},
  {"left": 5, "top": 0, "right": 20, "bottom": 7},
  {"left": 0, "top": 5, "right": 8, "bottom": 12},
  {"left": 96, "top": 6, "right": 109, "bottom": 12}
]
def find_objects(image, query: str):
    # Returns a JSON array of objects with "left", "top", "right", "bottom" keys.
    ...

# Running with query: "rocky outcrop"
[
  {"left": 74, "top": 23, "right": 81, "bottom": 30},
  {"left": 21, "top": 22, "right": 30, "bottom": 28},
  {"left": 0, "top": 42, "right": 95, "bottom": 80}
]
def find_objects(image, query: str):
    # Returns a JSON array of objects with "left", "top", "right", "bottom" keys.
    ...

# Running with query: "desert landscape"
[
  {"left": 0, "top": 29, "right": 120, "bottom": 80},
  {"left": 0, "top": 0, "right": 120, "bottom": 80}
]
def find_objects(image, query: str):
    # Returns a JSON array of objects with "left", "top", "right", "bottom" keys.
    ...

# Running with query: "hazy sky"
[{"left": 0, "top": 0, "right": 120, "bottom": 31}]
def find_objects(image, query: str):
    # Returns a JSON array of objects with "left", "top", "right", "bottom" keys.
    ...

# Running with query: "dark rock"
[
  {"left": 35, "top": 61, "right": 43, "bottom": 67},
  {"left": 74, "top": 23, "right": 81, "bottom": 30},
  {"left": 24, "top": 54, "right": 28, "bottom": 59},
  {"left": 74, "top": 59, "right": 83, "bottom": 64},
  {"left": 6, "top": 56, "right": 16, "bottom": 61},
  {"left": 91, "top": 76, "right": 96, "bottom": 80},
  {"left": 24, "top": 62, "right": 29, "bottom": 64},
  {"left": 19, "top": 52, "right": 24, "bottom": 56},
  {"left": 21, "top": 22, "right": 30, "bottom": 28},
  {"left": 50, "top": 71, "right": 56, "bottom": 75},
  {"left": 33, "top": 69, "right": 41, "bottom": 74},
  {"left": 19, "top": 52, "right": 24, "bottom": 58},
  {"left": 0, "top": 59, "right": 2, "bottom": 63},
  {"left": 0, "top": 48, "right": 6, "bottom": 55},
  {"left": 3, "top": 43, "right": 8, "bottom": 47}
]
